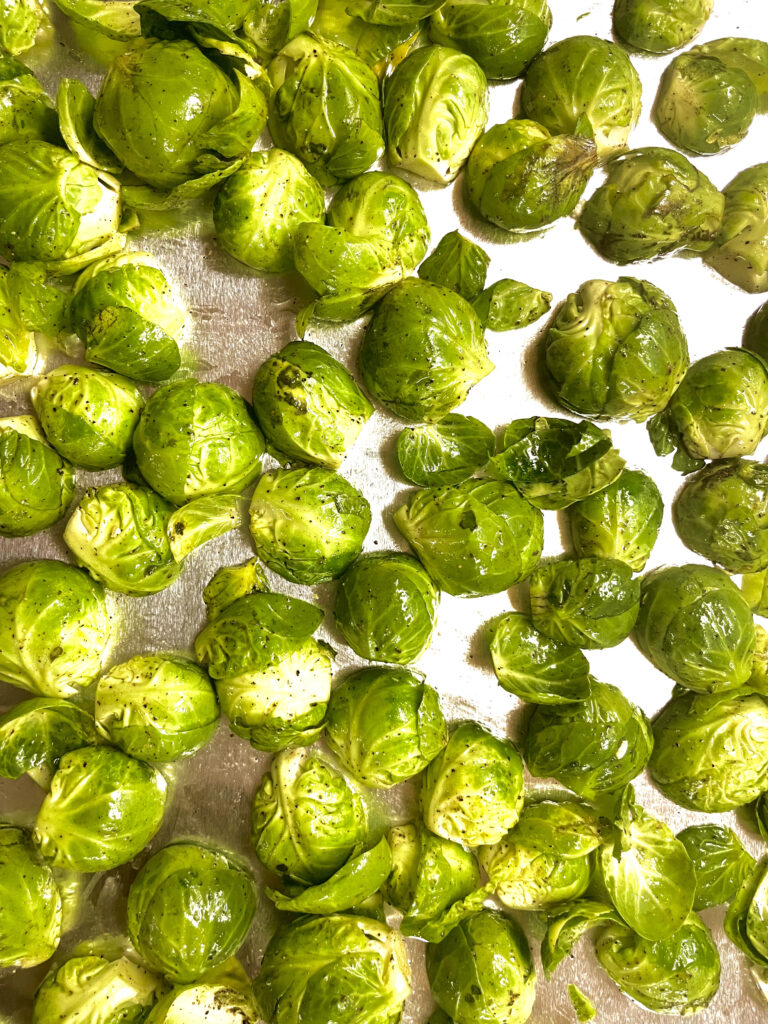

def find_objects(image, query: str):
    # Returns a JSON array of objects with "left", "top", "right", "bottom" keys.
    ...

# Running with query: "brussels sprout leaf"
[
  {"left": 472, "top": 279, "right": 552, "bottom": 332},
  {"left": 203, "top": 558, "right": 269, "bottom": 620},
  {"left": 418, "top": 231, "right": 489, "bottom": 302},
  {"left": 541, "top": 899, "right": 621, "bottom": 978},
  {"left": 168, "top": 494, "right": 243, "bottom": 562},
  {"left": 568, "top": 984, "right": 596, "bottom": 1022},
  {"left": 52, "top": 0, "right": 141, "bottom": 38},
  {"left": 647, "top": 409, "right": 705, "bottom": 474},
  {"left": 57, "top": 78, "right": 123, "bottom": 173},
  {"left": 725, "top": 858, "right": 768, "bottom": 966}
]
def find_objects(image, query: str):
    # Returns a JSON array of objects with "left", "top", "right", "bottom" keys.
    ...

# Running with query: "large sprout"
[
  {"left": 613, "top": 0, "right": 713, "bottom": 54},
  {"left": 704, "top": 163, "right": 768, "bottom": 293},
  {"left": 0, "top": 824, "right": 61, "bottom": 968},
  {"left": 0, "top": 416, "right": 75, "bottom": 537}
]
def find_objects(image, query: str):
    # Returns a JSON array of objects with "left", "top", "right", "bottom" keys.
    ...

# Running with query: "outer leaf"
[
  {"left": 266, "top": 837, "right": 391, "bottom": 914},
  {"left": 168, "top": 494, "right": 243, "bottom": 562},
  {"left": 418, "top": 231, "right": 489, "bottom": 301},
  {"left": 541, "top": 899, "right": 620, "bottom": 978},
  {"left": 677, "top": 824, "right": 756, "bottom": 911},
  {"left": 488, "top": 612, "right": 590, "bottom": 704}
]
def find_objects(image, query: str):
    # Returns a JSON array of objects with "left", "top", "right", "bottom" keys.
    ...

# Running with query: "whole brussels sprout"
[
  {"left": 0, "top": 416, "right": 75, "bottom": 536},
  {"left": 326, "top": 667, "right": 447, "bottom": 788},
  {"left": 64, "top": 483, "right": 182, "bottom": 596},
  {"left": 465, "top": 118, "right": 596, "bottom": 232},
  {"left": 268, "top": 33, "right": 384, "bottom": 187},
  {"left": 32, "top": 365, "right": 144, "bottom": 470},
  {"left": 421, "top": 721, "right": 524, "bottom": 848},
  {"left": 613, "top": 0, "right": 713, "bottom": 54},
  {"left": 0, "top": 824, "right": 61, "bottom": 968},
  {"left": 394, "top": 479, "right": 543, "bottom": 597},
  {"left": 94, "top": 40, "right": 267, "bottom": 191},
  {"left": 0, "top": 698, "right": 97, "bottom": 784},
  {"left": 144, "top": 959, "right": 258, "bottom": 1024},
  {"left": 0, "top": 559, "right": 113, "bottom": 698},
  {"left": 426, "top": 910, "right": 536, "bottom": 1024},
  {"left": 254, "top": 914, "right": 411, "bottom": 1024},
  {"left": 654, "top": 51, "right": 758, "bottom": 155},
  {"left": 524, "top": 679, "right": 653, "bottom": 799},
  {"left": 396, "top": 415, "right": 495, "bottom": 488},
  {"left": 251, "top": 749, "right": 366, "bottom": 884},
  {"left": 213, "top": 149, "right": 325, "bottom": 274},
  {"left": 580, "top": 146, "right": 724, "bottom": 263},
  {"left": 429, "top": 0, "right": 551, "bottom": 81},
  {"left": 520, "top": 36, "right": 642, "bottom": 156},
  {"left": 595, "top": 914, "right": 720, "bottom": 1014},
  {"left": 127, "top": 841, "right": 258, "bottom": 983},
  {"left": 249, "top": 467, "right": 371, "bottom": 585},
  {"left": 0, "top": 55, "right": 57, "bottom": 145},
  {"left": 677, "top": 824, "right": 755, "bottom": 911},
  {"left": 70, "top": 252, "right": 186, "bottom": 384},
  {"left": 696, "top": 37, "right": 768, "bottom": 113},
  {"left": 359, "top": 278, "right": 492, "bottom": 421},
  {"left": 251, "top": 341, "right": 372, "bottom": 469},
  {"left": 383, "top": 45, "right": 488, "bottom": 184},
  {"left": 333, "top": 551, "right": 439, "bottom": 664},
  {"left": 488, "top": 612, "right": 590, "bottom": 704},
  {"left": 633, "top": 564, "right": 755, "bottom": 692},
  {"left": 418, "top": 231, "right": 490, "bottom": 302},
  {"left": 34, "top": 746, "right": 168, "bottom": 871},
  {"left": 673, "top": 458, "right": 768, "bottom": 573},
  {"left": 133, "top": 380, "right": 264, "bottom": 505},
  {"left": 0, "top": 0, "right": 45, "bottom": 55},
  {"left": 705, "top": 163, "right": 768, "bottom": 293},
  {"left": 544, "top": 277, "right": 689, "bottom": 422},
  {"left": 94, "top": 654, "right": 219, "bottom": 762}
]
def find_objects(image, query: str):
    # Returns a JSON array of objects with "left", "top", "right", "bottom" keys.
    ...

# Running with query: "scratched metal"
[{"left": 2, "top": 1, "right": 768, "bottom": 1021}]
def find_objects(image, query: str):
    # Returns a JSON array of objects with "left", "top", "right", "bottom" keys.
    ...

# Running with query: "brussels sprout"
[
  {"left": 544, "top": 278, "right": 689, "bottom": 423},
  {"left": 145, "top": 960, "right": 259, "bottom": 1024},
  {"left": 396, "top": 415, "right": 494, "bottom": 488},
  {"left": 359, "top": 278, "right": 492, "bottom": 421},
  {"left": 34, "top": 746, "right": 168, "bottom": 871},
  {"left": 465, "top": 118, "right": 596, "bottom": 232},
  {"left": 394, "top": 479, "right": 543, "bottom": 598},
  {"left": 490, "top": 416, "right": 625, "bottom": 511},
  {"left": 0, "top": 824, "right": 61, "bottom": 968},
  {"left": 203, "top": 558, "right": 269, "bottom": 620},
  {"left": 251, "top": 749, "right": 366, "bottom": 884},
  {"left": 95, "top": 654, "right": 219, "bottom": 762},
  {"left": 0, "top": 140, "right": 125, "bottom": 272},
  {"left": 94, "top": 40, "right": 266, "bottom": 192},
  {"left": 0, "top": 699, "right": 97, "bottom": 784},
  {"left": 383, "top": 46, "right": 487, "bottom": 184},
  {"left": 334, "top": 551, "right": 439, "bottom": 663},
  {"left": 249, "top": 467, "right": 371, "bottom": 585},
  {"left": 633, "top": 564, "right": 756, "bottom": 692},
  {"left": 525, "top": 679, "right": 653, "bottom": 799},
  {"left": 472, "top": 279, "right": 551, "bottom": 332},
  {"left": 268, "top": 33, "right": 384, "bottom": 186},
  {"left": 488, "top": 612, "right": 590, "bottom": 704},
  {"left": 421, "top": 721, "right": 524, "bottom": 848},
  {"left": 429, "top": 0, "right": 551, "bottom": 81},
  {"left": 0, "top": 416, "right": 75, "bottom": 537},
  {"left": 580, "top": 146, "right": 724, "bottom": 264},
  {"left": 252, "top": 341, "right": 372, "bottom": 470},
  {"left": 696, "top": 37, "right": 768, "bottom": 113},
  {"left": 0, "top": 0, "right": 45, "bottom": 54},
  {"left": 530, "top": 557, "right": 640, "bottom": 650},
  {"left": 673, "top": 458, "right": 768, "bottom": 573},
  {"left": 213, "top": 150, "right": 325, "bottom": 274},
  {"left": 426, "top": 910, "right": 536, "bottom": 1024},
  {"left": 613, "top": 0, "right": 713, "bottom": 54},
  {"left": 64, "top": 483, "right": 182, "bottom": 596},
  {"left": 725, "top": 858, "right": 768, "bottom": 967},
  {"left": 750, "top": 624, "right": 768, "bottom": 693},
  {"left": 0, "top": 55, "right": 57, "bottom": 145},
  {"left": 309, "top": 0, "right": 416, "bottom": 75},
  {"left": 705, "top": 163, "right": 768, "bottom": 293},
  {"left": 744, "top": 569, "right": 768, "bottom": 617},
  {"left": 520, "top": 36, "right": 642, "bottom": 156},
  {"left": 326, "top": 667, "right": 447, "bottom": 788},
  {"left": 677, "top": 824, "right": 756, "bottom": 911},
  {"left": 254, "top": 914, "right": 410, "bottom": 1024},
  {"left": 650, "top": 688, "right": 768, "bottom": 811},
  {"left": 134, "top": 380, "right": 264, "bottom": 506},
  {"left": 0, "top": 559, "right": 113, "bottom": 698},
  {"left": 70, "top": 252, "right": 185, "bottom": 384},
  {"left": 31, "top": 365, "right": 144, "bottom": 471},
  {"left": 127, "top": 841, "right": 258, "bottom": 983},
  {"left": 418, "top": 231, "right": 490, "bottom": 302}
]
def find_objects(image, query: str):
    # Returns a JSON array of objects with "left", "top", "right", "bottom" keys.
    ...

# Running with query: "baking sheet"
[{"left": 2, "top": 0, "right": 768, "bottom": 1020}]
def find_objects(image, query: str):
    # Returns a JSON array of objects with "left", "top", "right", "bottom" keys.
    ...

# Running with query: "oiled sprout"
[
  {"left": 0, "top": 824, "right": 61, "bottom": 968},
  {"left": 613, "top": 0, "right": 713, "bottom": 54},
  {"left": 704, "top": 163, "right": 768, "bottom": 294},
  {"left": 0, "top": 416, "right": 75, "bottom": 537}
]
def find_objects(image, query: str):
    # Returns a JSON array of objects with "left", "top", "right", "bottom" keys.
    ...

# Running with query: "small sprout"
[
  {"left": 0, "top": 824, "right": 61, "bottom": 968},
  {"left": 677, "top": 824, "right": 756, "bottom": 911},
  {"left": 488, "top": 612, "right": 591, "bottom": 705},
  {"left": 396, "top": 415, "right": 495, "bottom": 487}
]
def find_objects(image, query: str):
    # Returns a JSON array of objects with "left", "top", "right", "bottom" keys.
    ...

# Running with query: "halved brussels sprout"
[
  {"left": 579, "top": 146, "right": 724, "bottom": 263},
  {"left": 696, "top": 37, "right": 768, "bottom": 113},
  {"left": 394, "top": 478, "right": 543, "bottom": 597},
  {"left": 650, "top": 688, "right": 768, "bottom": 811},
  {"left": 0, "top": 698, "right": 97, "bottom": 783},
  {"left": 634, "top": 564, "right": 755, "bottom": 692},
  {"left": 524, "top": 679, "right": 653, "bottom": 800},
  {"left": 488, "top": 612, "right": 591, "bottom": 704},
  {"left": 326, "top": 667, "right": 447, "bottom": 788},
  {"left": 426, "top": 910, "right": 536, "bottom": 1024},
  {"left": 704, "top": 163, "right": 768, "bottom": 293},
  {"left": 144, "top": 960, "right": 258, "bottom": 1024},
  {"left": 544, "top": 277, "right": 689, "bottom": 422},
  {"left": 359, "top": 278, "right": 492, "bottom": 421},
  {"left": 34, "top": 746, "right": 168, "bottom": 871},
  {"left": 520, "top": 35, "right": 642, "bottom": 156},
  {"left": 134, "top": 379, "right": 264, "bottom": 505},
  {"left": 613, "top": 0, "right": 713, "bottom": 54},
  {"left": 0, "top": 824, "right": 61, "bottom": 968},
  {"left": 472, "top": 279, "right": 551, "bottom": 332},
  {"left": 0, "top": 559, "right": 113, "bottom": 698},
  {"left": 396, "top": 415, "right": 494, "bottom": 487},
  {"left": 725, "top": 857, "right": 768, "bottom": 967},
  {"left": 203, "top": 557, "right": 269, "bottom": 621},
  {"left": 64, "top": 483, "right": 182, "bottom": 596},
  {"left": 0, "top": 416, "right": 75, "bottom": 537},
  {"left": 213, "top": 149, "right": 325, "bottom": 274},
  {"left": 418, "top": 231, "right": 489, "bottom": 301},
  {"left": 249, "top": 467, "right": 371, "bottom": 585},
  {"left": 251, "top": 749, "right": 366, "bottom": 884},
  {"left": 677, "top": 824, "right": 755, "bottom": 911},
  {"left": 0, "top": 55, "right": 57, "bottom": 145},
  {"left": 0, "top": 0, "right": 46, "bottom": 54},
  {"left": 465, "top": 118, "right": 596, "bottom": 232},
  {"left": 421, "top": 721, "right": 524, "bottom": 848}
]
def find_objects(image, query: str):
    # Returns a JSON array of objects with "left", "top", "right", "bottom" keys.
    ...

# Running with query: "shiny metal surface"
[{"left": 2, "top": 0, "right": 768, "bottom": 1020}]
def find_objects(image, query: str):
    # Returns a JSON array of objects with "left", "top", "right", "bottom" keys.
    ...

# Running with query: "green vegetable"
[
  {"left": 695, "top": 37, "right": 768, "bottom": 113},
  {"left": 725, "top": 858, "right": 768, "bottom": 967},
  {"left": 0, "top": 54, "right": 57, "bottom": 145},
  {"left": 309, "top": 0, "right": 416, "bottom": 76},
  {"left": 541, "top": 899, "right": 621, "bottom": 978},
  {"left": 241, "top": 0, "right": 317, "bottom": 62},
  {"left": 0, "top": 699, "right": 97, "bottom": 784},
  {"left": 568, "top": 985, "right": 595, "bottom": 1023},
  {"left": 743, "top": 568, "right": 768, "bottom": 616},
  {"left": 144, "top": 960, "right": 258, "bottom": 1023},
  {"left": 396, "top": 415, "right": 494, "bottom": 487},
  {"left": 418, "top": 231, "right": 490, "bottom": 301},
  {"left": 751, "top": 624, "right": 768, "bottom": 692},
  {"left": 0, "top": 0, "right": 46, "bottom": 54},
  {"left": 488, "top": 612, "right": 590, "bottom": 704},
  {"left": 0, "top": 416, "right": 75, "bottom": 537},
  {"left": 0, "top": 265, "right": 39, "bottom": 382},
  {"left": 744, "top": 298, "right": 768, "bottom": 362},
  {"left": 203, "top": 558, "right": 269, "bottom": 621},
  {"left": 0, "top": 824, "right": 61, "bottom": 968},
  {"left": 677, "top": 824, "right": 756, "bottom": 911},
  {"left": 705, "top": 163, "right": 768, "bottom": 293},
  {"left": 613, "top": 0, "right": 713, "bottom": 54},
  {"left": 166, "top": 494, "right": 243, "bottom": 563},
  {"left": 56, "top": 77, "right": 122, "bottom": 174},
  {"left": 472, "top": 279, "right": 551, "bottom": 332}
]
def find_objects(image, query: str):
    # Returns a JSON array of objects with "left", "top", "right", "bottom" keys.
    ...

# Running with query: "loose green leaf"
[
  {"left": 396, "top": 414, "right": 494, "bottom": 487},
  {"left": 167, "top": 494, "right": 243, "bottom": 563},
  {"left": 57, "top": 78, "right": 123, "bottom": 173},
  {"left": 418, "top": 230, "right": 489, "bottom": 301},
  {"left": 266, "top": 838, "right": 391, "bottom": 914},
  {"left": 568, "top": 984, "right": 595, "bottom": 1022},
  {"left": 677, "top": 824, "right": 756, "bottom": 911},
  {"left": 488, "top": 612, "right": 590, "bottom": 704},
  {"left": 472, "top": 279, "right": 551, "bottom": 332},
  {"left": 541, "top": 899, "right": 621, "bottom": 978}
]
